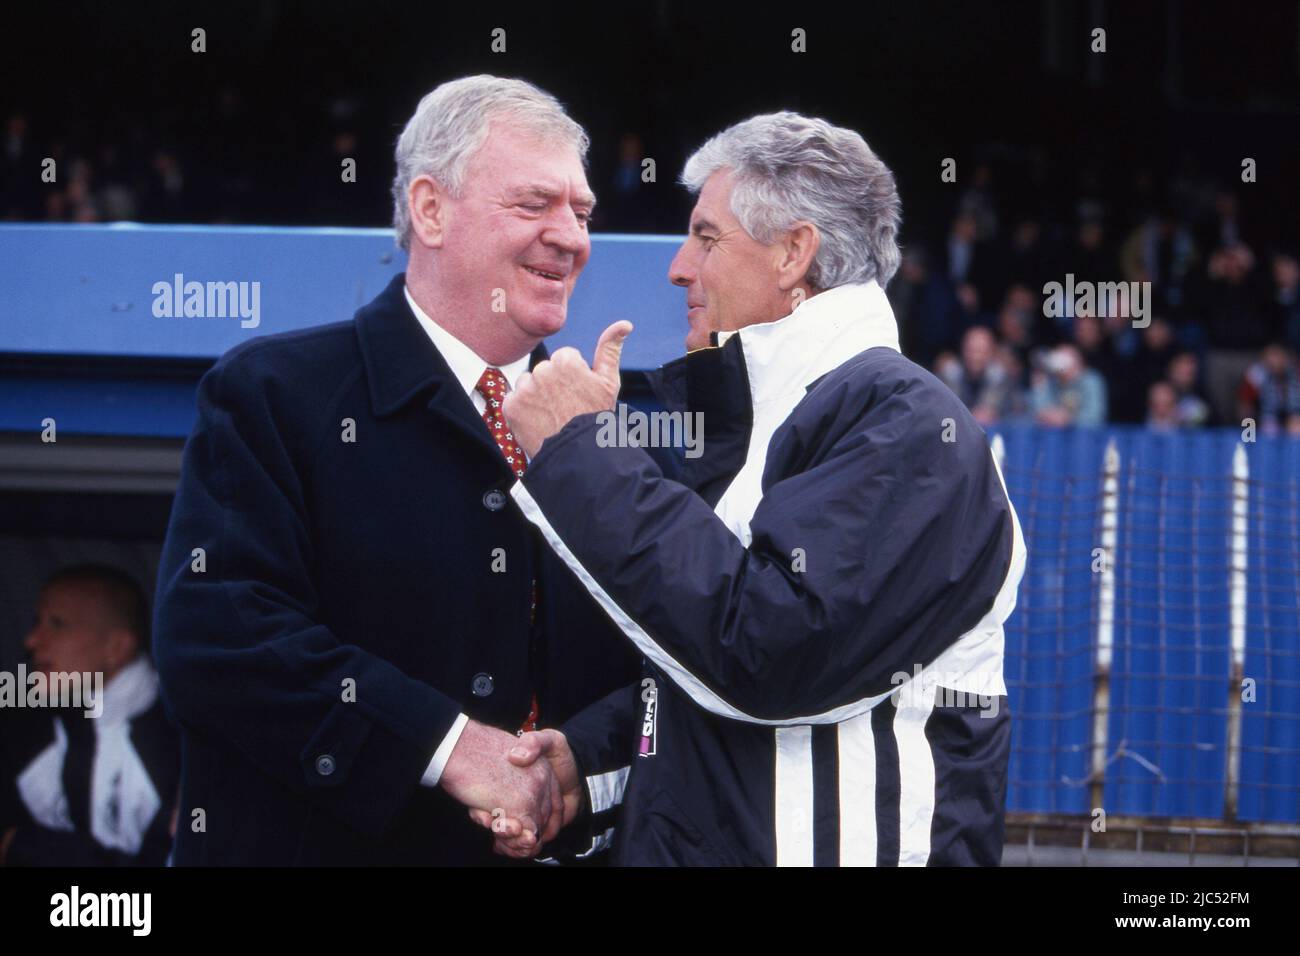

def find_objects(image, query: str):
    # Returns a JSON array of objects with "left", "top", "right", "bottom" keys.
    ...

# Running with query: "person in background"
[
  {"left": 1146, "top": 381, "right": 1181, "bottom": 432},
  {"left": 1120, "top": 207, "right": 1197, "bottom": 315},
  {"left": 1268, "top": 252, "right": 1300, "bottom": 356},
  {"left": 1201, "top": 244, "right": 1269, "bottom": 350},
  {"left": 1237, "top": 343, "right": 1300, "bottom": 436},
  {"left": 1071, "top": 312, "right": 1127, "bottom": 414},
  {"left": 0, "top": 565, "right": 179, "bottom": 866},
  {"left": 996, "top": 286, "right": 1039, "bottom": 369},
  {"left": 936, "top": 325, "right": 1011, "bottom": 426},
  {"left": 1030, "top": 343, "right": 1107, "bottom": 427},
  {"left": 1128, "top": 317, "right": 1181, "bottom": 417},
  {"left": 1166, "top": 351, "right": 1212, "bottom": 427},
  {"left": 994, "top": 344, "right": 1031, "bottom": 420},
  {"left": 889, "top": 247, "right": 963, "bottom": 371}
]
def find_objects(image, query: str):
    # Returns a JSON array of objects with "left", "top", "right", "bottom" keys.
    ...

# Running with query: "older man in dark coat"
[{"left": 152, "top": 75, "right": 638, "bottom": 865}]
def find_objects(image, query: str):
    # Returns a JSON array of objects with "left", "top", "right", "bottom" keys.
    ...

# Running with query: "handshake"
[{"left": 439, "top": 719, "right": 582, "bottom": 858}]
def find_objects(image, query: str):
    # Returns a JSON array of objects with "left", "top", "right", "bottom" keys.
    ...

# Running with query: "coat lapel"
[{"left": 355, "top": 274, "right": 549, "bottom": 470}]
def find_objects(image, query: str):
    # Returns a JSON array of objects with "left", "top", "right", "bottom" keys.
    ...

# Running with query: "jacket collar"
[
  {"left": 355, "top": 273, "right": 547, "bottom": 419},
  {"left": 716, "top": 281, "right": 900, "bottom": 410}
]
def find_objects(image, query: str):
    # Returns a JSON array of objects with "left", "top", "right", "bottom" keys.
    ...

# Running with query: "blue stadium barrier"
[
  {"left": 992, "top": 423, "right": 1300, "bottom": 824},
  {"left": 0, "top": 224, "right": 686, "bottom": 437},
  {"left": 0, "top": 223, "right": 687, "bottom": 362}
]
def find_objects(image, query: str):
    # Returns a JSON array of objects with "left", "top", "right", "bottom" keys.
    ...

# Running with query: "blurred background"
[{"left": 2, "top": 0, "right": 1299, "bottom": 864}]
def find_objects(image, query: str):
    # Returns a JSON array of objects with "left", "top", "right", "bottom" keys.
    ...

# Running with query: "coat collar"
[
  {"left": 716, "top": 281, "right": 900, "bottom": 409},
  {"left": 355, "top": 273, "right": 547, "bottom": 419}
]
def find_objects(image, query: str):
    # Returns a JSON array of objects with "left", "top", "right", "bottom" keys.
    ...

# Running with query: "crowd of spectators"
[
  {"left": 5, "top": 107, "right": 1299, "bottom": 434},
  {"left": 895, "top": 164, "right": 1300, "bottom": 434}
]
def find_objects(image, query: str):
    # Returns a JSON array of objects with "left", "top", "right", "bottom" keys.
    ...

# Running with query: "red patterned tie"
[{"left": 475, "top": 368, "right": 540, "bottom": 734}]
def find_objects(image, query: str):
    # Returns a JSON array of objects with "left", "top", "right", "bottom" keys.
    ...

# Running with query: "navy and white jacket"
[
  {"left": 0, "top": 657, "right": 179, "bottom": 866},
  {"left": 512, "top": 282, "right": 1027, "bottom": 866}
]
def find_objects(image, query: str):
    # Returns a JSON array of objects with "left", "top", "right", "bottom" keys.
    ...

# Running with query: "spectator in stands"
[
  {"left": 942, "top": 213, "right": 997, "bottom": 334},
  {"left": 1069, "top": 212, "right": 1116, "bottom": 286},
  {"left": 957, "top": 161, "right": 999, "bottom": 241},
  {"left": 62, "top": 158, "right": 98, "bottom": 222},
  {"left": 1120, "top": 207, "right": 1197, "bottom": 314},
  {"left": 0, "top": 566, "right": 179, "bottom": 866},
  {"left": 994, "top": 345, "right": 1031, "bottom": 420},
  {"left": 1004, "top": 280, "right": 1051, "bottom": 345},
  {"left": 999, "top": 217, "right": 1052, "bottom": 296},
  {"left": 936, "top": 326, "right": 1010, "bottom": 426},
  {"left": 945, "top": 211, "right": 980, "bottom": 286},
  {"left": 1146, "top": 381, "right": 1181, "bottom": 432},
  {"left": 1237, "top": 344, "right": 1300, "bottom": 436},
  {"left": 889, "top": 247, "right": 962, "bottom": 370},
  {"left": 1128, "top": 317, "right": 1181, "bottom": 418},
  {"left": 95, "top": 144, "right": 139, "bottom": 221},
  {"left": 1198, "top": 189, "right": 1246, "bottom": 252},
  {"left": 1166, "top": 351, "right": 1212, "bottom": 427},
  {"left": 1269, "top": 252, "right": 1300, "bottom": 356},
  {"left": 140, "top": 150, "right": 186, "bottom": 221},
  {"left": 1030, "top": 343, "right": 1107, "bottom": 427},
  {"left": 2, "top": 113, "right": 42, "bottom": 220},
  {"left": 1201, "top": 243, "right": 1269, "bottom": 349},
  {"left": 1072, "top": 312, "right": 1125, "bottom": 395},
  {"left": 601, "top": 132, "right": 651, "bottom": 232}
]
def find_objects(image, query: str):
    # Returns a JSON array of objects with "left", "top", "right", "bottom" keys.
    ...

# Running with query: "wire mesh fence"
[{"left": 991, "top": 424, "right": 1300, "bottom": 862}]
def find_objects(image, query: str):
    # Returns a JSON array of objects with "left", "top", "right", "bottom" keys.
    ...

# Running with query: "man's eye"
[{"left": 521, "top": 203, "right": 547, "bottom": 213}]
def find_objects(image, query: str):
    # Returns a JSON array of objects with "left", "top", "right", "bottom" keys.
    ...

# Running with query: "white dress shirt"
[
  {"left": 404, "top": 286, "right": 531, "bottom": 415},
  {"left": 403, "top": 284, "right": 533, "bottom": 788}
]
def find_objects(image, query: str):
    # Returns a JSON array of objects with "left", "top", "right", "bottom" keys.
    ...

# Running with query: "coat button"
[
  {"left": 315, "top": 754, "right": 336, "bottom": 776},
  {"left": 482, "top": 489, "right": 507, "bottom": 512},
  {"left": 471, "top": 673, "right": 495, "bottom": 697}
]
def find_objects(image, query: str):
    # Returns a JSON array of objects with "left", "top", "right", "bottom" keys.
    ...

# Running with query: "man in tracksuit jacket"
[{"left": 486, "top": 112, "right": 1027, "bottom": 866}]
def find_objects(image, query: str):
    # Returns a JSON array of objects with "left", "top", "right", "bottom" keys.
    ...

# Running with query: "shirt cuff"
[{"left": 420, "top": 712, "right": 470, "bottom": 787}]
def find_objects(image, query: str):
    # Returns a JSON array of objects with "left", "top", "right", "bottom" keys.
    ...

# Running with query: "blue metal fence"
[{"left": 992, "top": 423, "right": 1300, "bottom": 824}]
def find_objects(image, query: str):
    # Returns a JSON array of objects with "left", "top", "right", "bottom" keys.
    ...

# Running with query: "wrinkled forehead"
[{"left": 468, "top": 122, "right": 594, "bottom": 203}]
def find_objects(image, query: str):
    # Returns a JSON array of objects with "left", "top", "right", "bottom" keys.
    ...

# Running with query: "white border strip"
[
  {"left": 511, "top": 481, "right": 898, "bottom": 726},
  {"left": 587, "top": 766, "right": 630, "bottom": 815},
  {"left": 837, "top": 710, "right": 878, "bottom": 866},
  {"left": 775, "top": 726, "right": 814, "bottom": 867},
  {"left": 894, "top": 683, "right": 936, "bottom": 866}
]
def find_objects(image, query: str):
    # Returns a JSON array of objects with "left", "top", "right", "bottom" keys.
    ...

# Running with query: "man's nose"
[
  {"left": 24, "top": 626, "right": 42, "bottom": 652},
  {"left": 668, "top": 241, "right": 694, "bottom": 287},
  {"left": 542, "top": 208, "right": 588, "bottom": 255}
]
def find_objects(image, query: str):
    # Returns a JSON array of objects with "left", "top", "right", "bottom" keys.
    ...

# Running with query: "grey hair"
[
  {"left": 681, "top": 111, "right": 902, "bottom": 289},
  {"left": 391, "top": 75, "right": 590, "bottom": 251}
]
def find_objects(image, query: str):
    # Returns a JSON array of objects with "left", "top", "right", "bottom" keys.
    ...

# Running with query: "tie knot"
[{"left": 475, "top": 367, "right": 507, "bottom": 398}]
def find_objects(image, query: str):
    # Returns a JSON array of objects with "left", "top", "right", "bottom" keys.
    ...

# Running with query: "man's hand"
[
  {"left": 439, "top": 719, "right": 558, "bottom": 851},
  {"left": 467, "top": 729, "right": 583, "bottom": 858},
  {"left": 503, "top": 321, "right": 633, "bottom": 458}
]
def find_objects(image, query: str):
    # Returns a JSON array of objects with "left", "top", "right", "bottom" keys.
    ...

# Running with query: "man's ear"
[
  {"left": 408, "top": 175, "right": 450, "bottom": 250},
  {"left": 775, "top": 221, "right": 820, "bottom": 293},
  {"left": 102, "top": 626, "right": 138, "bottom": 674}
]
